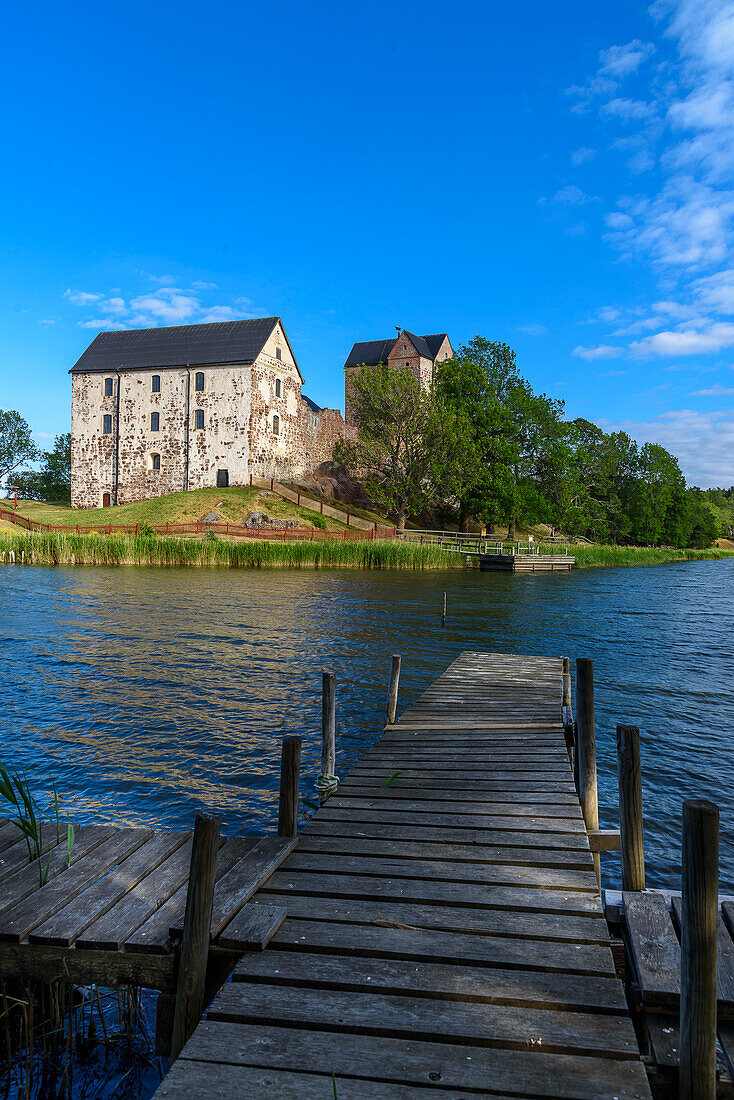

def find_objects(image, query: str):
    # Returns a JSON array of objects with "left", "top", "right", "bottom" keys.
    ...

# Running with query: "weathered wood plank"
[
  {"left": 623, "top": 891, "right": 681, "bottom": 1008},
  {"left": 29, "top": 830, "right": 187, "bottom": 947},
  {"left": 0, "top": 940, "right": 175, "bottom": 990},
  {"left": 208, "top": 980, "right": 639, "bottom": 1058},
  {"left": 315, "top": 805, "right": 586, "bottom": 833},
  {"left": 0, "top": 828, "right": 153, "bottom": 944},
  {"left": 268, "top": 916, "right": 616, "bottom": 975},
  {"left": 218, "top": 904, "right": 287, "bottom": 951},
  {"left": 0, "top": 825, "right": 116, "bottom": 920},
  {"left": 304, "top": 819, "right": 591, "bottom": 851},
  {"left": 234, "top": 947, "right": 627, "bottom": 1011},
  {"left": 176, "top": 1020, "right": 652, "bottom": 1100},
  {"left": 0, "top": 827, "right": 65, "bottom": 883}
]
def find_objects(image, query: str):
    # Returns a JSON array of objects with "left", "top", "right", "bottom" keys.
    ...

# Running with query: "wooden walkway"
[{"left": 158, "top": 651, "right": 651, "bottom": 1099}]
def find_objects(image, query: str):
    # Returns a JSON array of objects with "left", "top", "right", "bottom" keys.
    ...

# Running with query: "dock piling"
[
  {"left": 316, "top": 672, "right": 338, "bottom": 804},
  {"left": 278, "top": 735, "right": 302, "bottom": 837},
  {"left": 170, "top": 812, "right": 221, "bottom": 1062},
  {"left": 616, "top": 724, "right": 645, "bottom": 892},
  {"left": 680, "top": 798, "right": 719, "bottom": 1100},
  {"left": 442, "top": 591, "right": 447, "bottom": 624},
  {"left": 387, "top": 654, "right": 401, "bottom": 725},
  {"left": 576, "top": 657, "right": 600, "bottom": 888}
]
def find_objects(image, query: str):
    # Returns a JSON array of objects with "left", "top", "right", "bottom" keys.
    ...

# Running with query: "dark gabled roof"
[
  {"left": 70, "top": 317, "right": 304, "bottom": 381},
  {"left": 344, "top": 338, "right": 397, "bottom": 369},
  {"left": 343, "top": 330, "right": 451, "bottom": 369},
  {"left": 301, "top": 394, "right": 321, "bottom": 414}
]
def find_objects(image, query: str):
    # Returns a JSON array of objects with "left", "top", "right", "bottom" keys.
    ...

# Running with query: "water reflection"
[{"left": 1, "top": 560, "right": 732, "bottom": 889}]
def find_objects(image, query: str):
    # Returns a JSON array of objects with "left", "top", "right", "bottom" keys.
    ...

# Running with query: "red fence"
[{"left": 0, "top": 508, "right": 396, "bottom": 542}]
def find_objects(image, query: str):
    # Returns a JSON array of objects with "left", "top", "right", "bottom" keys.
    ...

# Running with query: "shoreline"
[{"left": 1, "top": 530, "right": 733, "bottom": 570}]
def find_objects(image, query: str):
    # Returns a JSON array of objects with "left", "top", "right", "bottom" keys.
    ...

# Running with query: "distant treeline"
[
  {"left": 338, "top": 337, "right": 721, "bottom": 548},
  {"left": 694, "top": 486, "right": 734, "bottom": 536}
]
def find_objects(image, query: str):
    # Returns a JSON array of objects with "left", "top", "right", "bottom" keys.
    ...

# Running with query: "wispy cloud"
[
  {"left": 600, "top": 406, "right": 734, "bottom": 486},
  {"left": 518, "top": 323, "right": 548, "bottom": 336},
  {"left": 631, "top": 321, "right": 734, "bottom": 356},
  {"left": 690, "top": 383, "right": 734, "bottom": 395},
  {"left": 571, "top": 147, "right": 597, "bottom": 164},
  {"left": 63, "top": 280, "right": 265, "bottom": 331},
  {"left": 542, "top": 184, "right": 599, "bottom": 205},
  {"left": 599, "top": 40, "right": 656, "bottom": 77},
  {"left": 572, "top": 344, "right": 626, "bottom": 360}
]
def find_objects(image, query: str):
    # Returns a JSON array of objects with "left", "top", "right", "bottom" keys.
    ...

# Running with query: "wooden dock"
[
  {"left": 158, "top": 651, "right": 651, "bottom": 1099},
  {"left": 478, "top": 552, "right": 575, "bottom": 572}
]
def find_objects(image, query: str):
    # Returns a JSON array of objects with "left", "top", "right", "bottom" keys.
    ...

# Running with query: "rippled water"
[{"left": 0, "top": 559, "right": 732, "bottom": 891}]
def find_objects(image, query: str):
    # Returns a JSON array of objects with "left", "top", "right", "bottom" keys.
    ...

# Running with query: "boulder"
[{"left": 202, "top": 511, "right": 221, "bottom": 523}]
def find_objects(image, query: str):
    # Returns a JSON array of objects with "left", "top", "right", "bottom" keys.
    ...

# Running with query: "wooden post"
[
  {"left": 317, "top": 671, "right": 337, "bottom": 804},
  {"left": 277, "top": 735, "right": 301, "bottom": 837},
  {"left": 169, "top": 812, "right": 220, "bottom": 1061},
  {"left": 387, "top": 654, "right": 401, "bottom": 724},
  {"left": 442, "top": 591, "right": 447, "bottom": 624},
  {"left": 616, "top": 724, "right": 645, "bottom": 892},
  {"left": 576, "top": 657, "right": 600, "bottom": 888},
  {"left": 562, "top": 656, "right": 572, "bottom": 707},
  {"left": 561, "top": 656, "right": 573, "bottom": 761},
  {"left": 680, "top": 798, "right": 719, "bottom": 1100}
]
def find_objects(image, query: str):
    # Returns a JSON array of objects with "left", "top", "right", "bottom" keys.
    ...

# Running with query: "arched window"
[
  {"left": 103, "top": 414, "right": 112, "bottom": 434},
  {"left": 275, "top": 378, "right": 281, "bottom": 398},
  {"left": 151, "top": 453, "right": 161, "bottom": 471},
  {"left": 195, "top": 372, "right": 204, "bottom": 391},
  {"left": 194, "top": 409, "right": 204, "bottom": 430},
  {"left": 104, "top": 377, "right": 114, "bottom": 396},
  {"left": 151, "top": 412, "right": 160, "bottom": 431},
  {"left": 273, "top": 414, "right": 280, "bottom": 435},
  {"left": 152, "top": 375, "right": 160, "bottom": 393}
]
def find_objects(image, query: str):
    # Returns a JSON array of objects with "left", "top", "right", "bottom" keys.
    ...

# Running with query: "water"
[{"left": 0, "top": 559, "right": 732, "bottom": 891}]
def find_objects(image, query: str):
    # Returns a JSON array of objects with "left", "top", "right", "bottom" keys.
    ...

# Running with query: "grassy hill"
[{"left": 1, "top": 487, "right": 371, "bottom": 532}]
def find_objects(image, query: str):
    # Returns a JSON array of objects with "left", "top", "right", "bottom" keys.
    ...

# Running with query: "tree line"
[
  {"left": 336, "top": 336, "right": 720, "bottom": 548},
  {"left": 0, "top": 409, "right": 71, "bottom": 504}
]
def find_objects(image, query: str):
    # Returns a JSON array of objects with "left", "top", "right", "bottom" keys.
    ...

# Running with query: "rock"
[
  {"left": 258, "top": 491, "right": 274, "bottom": 498},
  {"left": 286, "top": 519, "right": 300, "bottom": 528},
  {"left": 245, "top": 511, "right": 269, "bottom": 528},
  {"left": 297, "top": 461, "right": 369, "bottom": 507},
  {"left": 202, "top": 512, "right": 221, "bottom": 523}
]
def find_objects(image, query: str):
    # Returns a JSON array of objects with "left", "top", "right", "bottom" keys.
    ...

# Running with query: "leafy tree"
[
  {"left": 335, "top": 363, "right": 471, "bottom": 531},
  {"left": 0, "top": 409, "right": 40, "bottom": 488},
  {"left": 13, "top": 434, "right": 71, "bottom": 504}
]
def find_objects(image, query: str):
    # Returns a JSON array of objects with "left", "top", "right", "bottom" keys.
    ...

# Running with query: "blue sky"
[{"left": 2, "top": 0, "right": 733, "bottom": 485}]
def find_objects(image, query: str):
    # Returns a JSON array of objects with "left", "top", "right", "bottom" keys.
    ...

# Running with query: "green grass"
[
  {"left": 0, "top": 530, "right": 461, "bottom": 570},
  {"left": 550, "top": 543, "right": 734, "bottom": 568}
]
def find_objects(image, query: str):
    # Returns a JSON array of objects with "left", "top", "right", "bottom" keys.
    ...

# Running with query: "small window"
[
  {"left": 151, "top": 412, "right": 160, "bottom": 431},
  {"left": 406, "top": 360, "right": 410, "bottom": 367},
  {"left": 275, "top": 346, "right": 281, "bottom": 361},
  {"left": 273, "top": 414, "right": 279, "bottom": 435},
  {"left": 104, "top": 377, "right": 114, "bottom": 396},
  {"left": 275, "top": 378, "right": 281, "bottom": 398},
  {"left": 151, "top": 453, "right": 161, "bottom": 471},
  {"left": 152, "top": 375, "right": 160, "bottom": 393},
  {"left": 403, "top": 345, "right": 407, "bottom": 352},
  {"left": 194, "top": 409, "right": 204, "bottom": 430},
  {"left": 195, "top": 371, "right": 204, "bottom": 391},
  {"left": 103, "top": 414, "right": 113, "bottom": 434}
]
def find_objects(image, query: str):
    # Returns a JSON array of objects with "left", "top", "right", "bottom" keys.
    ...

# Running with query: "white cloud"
[
  {"left": 64, "top": 289, "right": 101, "bottom": 305},
  {"left": 692, "top": 268, "right": 734, "bottom": 312},
  {"left": 518, "top": 323, "right": 548, "bottom": 335},
  {"left": 599, "top": 368, "right": 629, "bottom": 376},
  {"left": 571, "top": 147, "right": 597, "bottom": 164},
  {"left": 77, "top": 319, "right": 128, "bottom": 330},
  {"left": 631, "top": 321, "right": 734, "bottom": 355},
  {"left": 191, "top": 280, "right": 218, "bottom": 290},
  {"left": 601, "top": 97, "right": 657, "bottom": 121},
  {"left": 599, "top": 40, "right": 656, "bottom": 77},
  {"left": 691, "top": 383, "right": 734, "bottom": 394},
  {"left": 572, "top": 344, "right": 626, "bottom": 360},
  {"left": 601, "top": 406, "right": 734, "bottom": 485},
  {"left": 38, "top": 319, "right": 56, "bottom": 326}
]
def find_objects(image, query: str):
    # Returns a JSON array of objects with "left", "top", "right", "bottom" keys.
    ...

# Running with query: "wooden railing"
[{"left": 396, "top": 529, "right": 571, "bottom": 556}]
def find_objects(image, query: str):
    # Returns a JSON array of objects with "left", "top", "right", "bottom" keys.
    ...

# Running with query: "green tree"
[
  {"left": 13, "top": 433, "right": 71, "bottom": 504},
  {"left": 0, "top": 409, "right": 40, "bottom": 489},
  {"left": 335, "top": 362, "right": 471, "bottom": 531}
]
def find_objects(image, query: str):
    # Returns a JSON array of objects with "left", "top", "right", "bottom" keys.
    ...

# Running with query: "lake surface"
[{"left": 0, "top": 558, "right": 732, "bottom": 891}]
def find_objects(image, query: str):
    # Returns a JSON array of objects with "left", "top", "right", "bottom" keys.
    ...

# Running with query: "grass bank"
[
  {"left": 555, "top": 543, "right": 734, "bottom": 568},
  {"left": 0, "top": 530, "right": 460, "bottom": 570}
]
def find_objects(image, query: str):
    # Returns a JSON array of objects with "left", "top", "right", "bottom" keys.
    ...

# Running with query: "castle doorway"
[{"left": 102, "top": 493, "right": 111, "bottom": 507}]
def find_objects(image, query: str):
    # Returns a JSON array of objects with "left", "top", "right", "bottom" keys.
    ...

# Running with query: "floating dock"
[{"left": 157, "top": 651, "right": 650, "bottom": 1099}]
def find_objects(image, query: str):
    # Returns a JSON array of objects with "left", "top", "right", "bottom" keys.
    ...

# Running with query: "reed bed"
[
  {"left": 0, "top": 531, "right": 461, "bottom": 570},
  {"left": 544, "top": 542, "right": 734, "bottom": 568}
]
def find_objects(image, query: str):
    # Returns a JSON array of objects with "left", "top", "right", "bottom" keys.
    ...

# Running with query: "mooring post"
[
  {"left": 278, "top": 735, "right": 302, "bottom": 837},
  {"left": 576, "top": 657, "right": 600, "bottom": 888},
  {"left": 316, "top": 672, "right": 338, "bottom": 804},
  {"left": 169, "top": 812, "right": 220, "bottom": 1062},
  {"left": 442, "top": 591, "right": 447, "bottom": 624},
  {"left": 616, "top": 724, "right": 645, "bottom": 892},
  {"left": 561, "top": 656, "right": 573, "bottom": 760},
  {"left": 387, "top": 654, "right": 401, "bottom": 724},
  {"left": 680, "top": 798, "right": 719, "bottom": 1100}
]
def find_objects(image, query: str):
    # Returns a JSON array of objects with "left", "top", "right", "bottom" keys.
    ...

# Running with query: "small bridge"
[{"left": 398, "top": 530, "right": 576, "bottom": 571}]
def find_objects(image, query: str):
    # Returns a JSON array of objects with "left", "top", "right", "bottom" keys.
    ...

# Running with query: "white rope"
[{"left": 315, "top": 772, "right": 340, "bottom": 803}]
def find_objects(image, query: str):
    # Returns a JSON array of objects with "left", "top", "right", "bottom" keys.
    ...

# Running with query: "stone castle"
[{"left": 70, "top": 318, "right": 453, "bottom": 509}]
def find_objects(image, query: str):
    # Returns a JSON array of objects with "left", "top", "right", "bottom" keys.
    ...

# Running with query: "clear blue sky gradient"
[{"left": 2, "top": 0, "right": 733, "bottom": 484}]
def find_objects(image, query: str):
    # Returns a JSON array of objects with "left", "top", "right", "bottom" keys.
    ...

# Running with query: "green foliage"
[
  {"left": 306, "top": 511, "right": 327, "bottom": 530},
  {"left": 335, "top": 362, "right": 473, "bottom": 531},
  {"left": 562, "top": 543, "right": 734, "bottom": 568},
  {"left": 0, "top": 765, "right": 74, "bottom": 884},
  {"left": 12, "top": 433, "right": 71, "bottom": 504},
  {"left": 0, "top": 530, "right": 462, "bottom": 570},
  {"left": 0, "top": 409, "right": 40, "bottom": 487}
]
